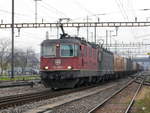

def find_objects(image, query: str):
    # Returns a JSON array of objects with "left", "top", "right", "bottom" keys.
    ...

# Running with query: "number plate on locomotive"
[{"left": 55, "top": 59, "right": 61, "bottom": 65}]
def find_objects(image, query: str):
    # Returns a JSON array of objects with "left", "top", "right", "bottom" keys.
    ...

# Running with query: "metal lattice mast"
[{"left": 11, "top": 0, "right": 14, "bottom": 78}]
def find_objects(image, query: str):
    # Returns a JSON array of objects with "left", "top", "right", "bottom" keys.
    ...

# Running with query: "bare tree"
[
  {"left": 25, "top": 48, "right": 39, "bottom": 74},
  {"left": 26, "top": 48, "right": 39, "bottom": 67},
  {"left": 0, "top": 38, "right": 39, "bottom": 76},
  {"left": 0, "top": 39, "right": 11, "bottom": 75},
  {"left": 14, "top": 49, "right": 27, "bottom": 74},
  {"left": 14, "top": 48, "right": 39, "bottom": 74}
]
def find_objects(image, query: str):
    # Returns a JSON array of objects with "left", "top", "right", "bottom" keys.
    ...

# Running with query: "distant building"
[{"left": 7, "top": 66, "right": 39, "bottom": 76}]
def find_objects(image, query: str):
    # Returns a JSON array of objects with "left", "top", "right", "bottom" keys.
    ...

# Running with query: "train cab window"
[
  {"left": 60, "top": 44, "right": 74, "bottom": 57},
  {"left": 83, "top": 47, "right": 87, "bottom": 56},
  {"left": 41, "top": 45, "right": 56, "bottom": 57},
  {"left": 60, "top": 44, "right": 80, "bottom": 57},
  {"left": 90, "top": 48, "right": 92, "bottom": 57},
  {"left": 74, "top": 45, "right": 80, "bottom": 56},
  {"left": 93, "top": 50, "right": 96, "bottom": 57}
]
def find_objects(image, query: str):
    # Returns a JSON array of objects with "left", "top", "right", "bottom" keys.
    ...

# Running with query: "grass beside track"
[
  {"left": 148, "top": 77, "right": 150, "bottom": 82},
  {"left": 145, "top": 76, "right": 150, "bottom": 82},
  {"left": 0, "top": 75, "right": 40, "bottom": 81},
  {"left": 134, "top": 86, "right": 150, "bottom": 113}
]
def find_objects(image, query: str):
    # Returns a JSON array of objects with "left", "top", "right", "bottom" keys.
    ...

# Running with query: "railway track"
[
  {"left": 0, "top": 78, "right": 40, "bottom": 83},
  {"left": 28, "top": 77, "right": 138, "bottom": 113},
  {"left": 0, "top": 79, "right": 41, "bottom": 88},
  {"left": 0, "top": 89, "right": 51, "bottom": 109},
  {"left": 88, "top": 77, "right": 144, "bottom": 113},
  {"left": 0, "top": 83, "right": 104, "bottom": 110},
  {"left": 124, "top": 78, "right": 144, "bottom": 113},
  {"left": 0, "top": 82, "right": 34, "bottom": 88},
  {"left": 0, "top": 73, "right": 143, "bottom": 111}
]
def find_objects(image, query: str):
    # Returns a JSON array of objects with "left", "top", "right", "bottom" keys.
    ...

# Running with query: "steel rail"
[
  {"left": 0, "top": 82, "right": 34, "bottom": 88},
  {"left": 124, "top": 78, "right": 144, "bottom": 113},
  {"left": 88, "top": 78, "right": 136, "bottom": 113},
  {"left": 0, "top": 84, "right": 102, "bottom": 110},
  {"left": 0, "top": 89, "right": 51, "bottom": 109},
  {"left": 0, "top": 89, "right": 50, "bottom": 103}
]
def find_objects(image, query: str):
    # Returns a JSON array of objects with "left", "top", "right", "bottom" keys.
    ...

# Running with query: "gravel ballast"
[
  {"left": 0, "top": 77, "right": 132, "bottom": 113},
  {"left": 0, "top": 83, "right": 45, "bottom": 97}
]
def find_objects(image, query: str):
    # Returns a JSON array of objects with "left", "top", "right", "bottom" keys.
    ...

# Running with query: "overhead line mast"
[
  {"left": 11, "top": 0, "right": 14, "bottom": 78},
  {"left": 34, "top": 0, "right": 42, "bottom": 23}
]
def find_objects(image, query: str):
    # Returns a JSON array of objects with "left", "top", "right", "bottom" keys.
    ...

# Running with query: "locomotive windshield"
[
  {"left": 41, "top": 43, "right": 80, "bottom": 57},
  {"left": 60, "top": 44, "right": 79, "bottom": 57},
  {"left": 41, "top": 45, "right": 56, "bottom": 57}
]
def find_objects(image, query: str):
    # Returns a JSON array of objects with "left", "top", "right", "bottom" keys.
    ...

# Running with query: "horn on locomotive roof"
[{"left": 60, "top": 24, "right": 68, "bottom": 39}]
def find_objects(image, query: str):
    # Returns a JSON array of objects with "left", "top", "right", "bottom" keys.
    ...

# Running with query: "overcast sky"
[{"left": 0, "top": 0, "right": 150, "bottom": 55}]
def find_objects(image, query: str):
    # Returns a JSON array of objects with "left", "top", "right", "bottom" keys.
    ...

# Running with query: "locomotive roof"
[
  {"left": 41, "top": 36, "right": 100, "bottom": 49},
  {"left": 41, "top": 36, "right": 117, "bottom": 55},
  {"left": 41, "top": 38, "right": 81, "bottom": 45}
]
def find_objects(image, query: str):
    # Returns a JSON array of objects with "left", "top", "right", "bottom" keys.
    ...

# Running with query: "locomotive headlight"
[
  {"left": 56, "top": 44, "right": 60, "bottom": 47},
  {"left": 44, "top": 66, "right": 49, "bottom": 70},
  {"left": 67, "top": 66, "right": 72, "bottom": 70}
]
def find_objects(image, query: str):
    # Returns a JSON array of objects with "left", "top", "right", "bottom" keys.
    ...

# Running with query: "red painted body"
[{"left": 40, "top": 43, "right": 99, "bottom": 71}]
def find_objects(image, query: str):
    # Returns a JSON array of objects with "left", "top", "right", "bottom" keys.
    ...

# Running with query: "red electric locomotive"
[
  {"left": 40, "top": 25, "right": 142, "bottom": 89},
  {"left": 40, "top": 26, "right": 100, "bottom": 89}
]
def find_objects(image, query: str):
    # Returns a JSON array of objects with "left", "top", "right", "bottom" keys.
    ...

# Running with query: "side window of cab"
[{"left": 84, "top": 47, "right": 87, "bottom": 57}]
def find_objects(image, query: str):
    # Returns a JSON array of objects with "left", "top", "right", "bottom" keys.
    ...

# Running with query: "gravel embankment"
[
  {"left": 0, "top": 83, "right": 45, "bottom": 97},
  {"left": 49, "top": 78, "right": 133, "bottom": 113},
  {"left": 93, "top": 82, "right": 140, "bottom": 113},
  {"left": 0, "top": 77, "right": 132, "bottom": 113}
]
